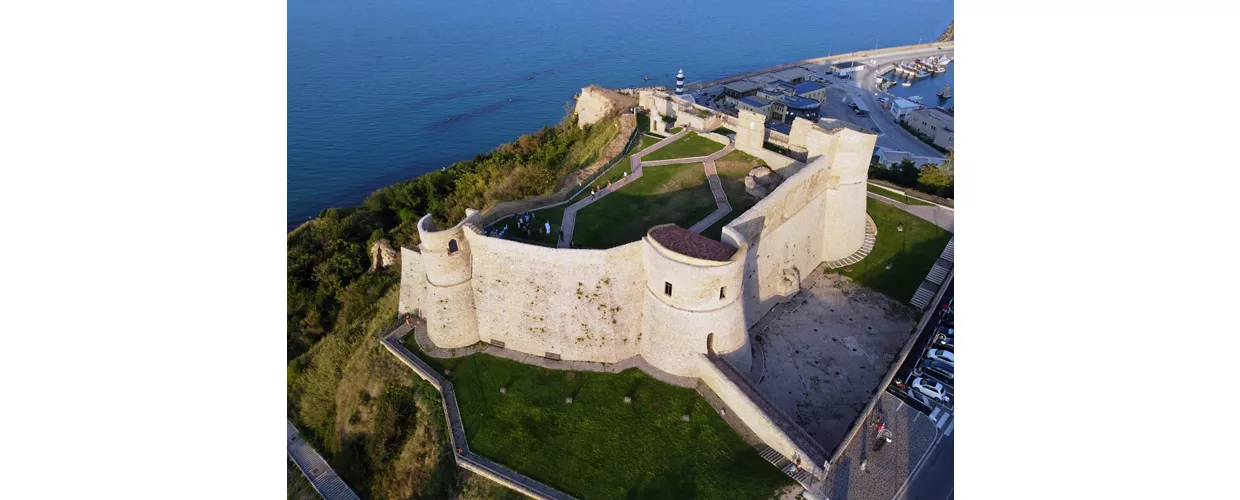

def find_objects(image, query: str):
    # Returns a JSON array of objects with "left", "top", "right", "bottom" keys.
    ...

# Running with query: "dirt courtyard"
[{"left": 747, "top": 268, "right": 918, "bottom": 453}]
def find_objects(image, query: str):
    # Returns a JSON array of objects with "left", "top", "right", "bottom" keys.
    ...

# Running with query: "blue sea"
[{"left": 288, "top": 0, "right": 953, "bottom": 229}]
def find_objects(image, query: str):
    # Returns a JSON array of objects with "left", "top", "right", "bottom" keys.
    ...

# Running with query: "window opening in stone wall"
[
  {"left": 448, "top": 239, "right": 458, "bottom": 254},
  {"left": 664, "top": 282, "right": 673, "bottom": 296},
  {"left": 719, "top": 286, "right": 726, "bottom": 299}
]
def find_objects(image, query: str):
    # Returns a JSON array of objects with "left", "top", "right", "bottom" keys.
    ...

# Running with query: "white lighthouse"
[{"left": 675, "top": 68, "right": 684, "bottom": 95}]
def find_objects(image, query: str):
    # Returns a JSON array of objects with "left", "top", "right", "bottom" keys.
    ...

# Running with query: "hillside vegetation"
[{"left": 287, "top": 110, "right": 630, "bottom": 498}]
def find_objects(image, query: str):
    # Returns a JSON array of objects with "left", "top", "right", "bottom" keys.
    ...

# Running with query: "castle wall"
[
  {"left": 465, "top": 233, "right": 645, "bottom": 363},
  {"left": 398, "top": 247, "right": 428, "bottom": 317},
  {"left": 724, "top": 140, "right": 848, "bottom": 328}
]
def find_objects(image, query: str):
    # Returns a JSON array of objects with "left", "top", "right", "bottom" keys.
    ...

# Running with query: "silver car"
[{"left": 911, "top": 377, "right": 950, "bottom": 402}]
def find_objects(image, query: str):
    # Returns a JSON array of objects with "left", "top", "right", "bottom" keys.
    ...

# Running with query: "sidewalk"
[{"left": 810, "top": 392, "right": 942, "bottom": 500}]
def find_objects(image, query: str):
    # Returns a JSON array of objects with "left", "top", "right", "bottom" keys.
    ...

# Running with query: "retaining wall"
[{"left": 697, "top": 355, "right": 829, "bottom": 478}]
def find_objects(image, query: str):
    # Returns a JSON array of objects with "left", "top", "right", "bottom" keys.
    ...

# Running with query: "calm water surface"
[{"left": 288, "top": 0, "right": 953, "bottom": 228}]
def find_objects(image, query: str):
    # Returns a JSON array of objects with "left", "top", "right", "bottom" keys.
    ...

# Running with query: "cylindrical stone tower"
[
  {"left": 639, "top": 225, "right": 750, "bottom": 377},
  {"left": 417, "top": 214, "right": 480, "bottom": 348},
  {"left": 806, "top": 127, "right": 877, "bottom": 262}
]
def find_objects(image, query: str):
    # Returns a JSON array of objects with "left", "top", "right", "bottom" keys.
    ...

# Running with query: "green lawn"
[
  {"left": 642, "top": 132, "right": 725, "bottom": 161},
  {"left": 700, "top": 149, "right": 765, "bottom": 240},
  {"left": 570, "top": 135, "right": 662, "bottom": 204},
  {"left": 573, "top": 162, "right": 717, "bottom": 249},
  {"left": 406, "top": 346, "right": 793, "bottom": 500},
  {"left": 712, "top": 127, "right": 735, "bottom": 136},
  {"left": 832, "top": 198, "right": 953, "bottom": 301},
  {"left": 867, "top": 184, "right": 932, "bottom": 206},
  {"left": 668, "top": 126, "right": 684, "bottom": 134}
]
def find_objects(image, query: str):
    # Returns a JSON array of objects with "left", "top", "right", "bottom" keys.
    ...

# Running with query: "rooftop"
[
  {"left": 723, "top": 80, "right": 762, "bottom": 93},
  {"left": 768, "top": 67, "right": 815, "bottom": 81},
  {"left": 892, "top": 98, "right": 921, "bottom": 110},
  {"left": 649, "top": 225, "right": 737, "bottom": 262},
  {"left": 913, "top": 107, "right": 955, "bottom": 124},
  {"left": 793, "top": 81, "right": 825, "bottom": 94},
  {"left": 738, "top": 96, "right": 771, "bottom": 108},
  {"left": 770, "top": 80, "right": 796, "bottom": 92},
  {"left": 780, "top": 94, "right": 819, "bottom": 109}
]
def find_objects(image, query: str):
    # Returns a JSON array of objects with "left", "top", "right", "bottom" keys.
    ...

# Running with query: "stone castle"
[{"left": 397, "top": 87, "right": 878, "bottom": 477}]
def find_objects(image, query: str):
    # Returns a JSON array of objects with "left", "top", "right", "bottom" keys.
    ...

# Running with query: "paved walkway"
[
  {"left": 287, "top": 420, "right": 361, "bottom": 500},
  {"left": 557, "top": 129, "right": 690, "bottom": 248},
  {"left": 866, "top": 190, "right": 954, "bottom": 232},
  {"left": 559, "top": 128, "right": 740, "bottom": 246}
]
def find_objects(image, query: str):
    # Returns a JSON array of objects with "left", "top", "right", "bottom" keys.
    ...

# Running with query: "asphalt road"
[
  {"left": 903, "top": 430, "right": 954, "bottom": 500},
  {"left": 840, "top": 49, "right": 953, "bottom": 158}
]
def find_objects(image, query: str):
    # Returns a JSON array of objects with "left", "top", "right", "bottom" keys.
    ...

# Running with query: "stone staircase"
[
  {"left": 756, "top": 444, "right": 817, "bottom": 486},
  {"left": 911, "top": 236, "right": 954, "bottom": 309},
  {"left": 287, "top": 420, "right": 361, "bottom": 500},
  {"left": 824, "top": 214, "right": 877, "bottom": 269}
]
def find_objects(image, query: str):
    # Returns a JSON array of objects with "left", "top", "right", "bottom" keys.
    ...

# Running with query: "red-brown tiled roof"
[{"left": 649, "top": 225, "right": 737, "bottom": 262}]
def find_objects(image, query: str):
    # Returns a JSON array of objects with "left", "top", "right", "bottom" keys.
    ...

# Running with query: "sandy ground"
[{"left": 747, "top": 270, "right": 918, "bottom": 454}]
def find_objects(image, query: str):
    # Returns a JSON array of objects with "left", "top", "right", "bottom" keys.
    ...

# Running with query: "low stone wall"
[
  {"left": 380, "top": 328, "right": 575, "bottom": 500},
  {"left": 697, "top": 354, "right": 829, "bottom": 478},
  {"left": 734, "top": 144, "right": 804, "bottom": 180}
]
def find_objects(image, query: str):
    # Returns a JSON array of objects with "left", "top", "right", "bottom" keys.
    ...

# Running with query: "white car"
[
  {"left": 878, "top": 97, "right": 890, "bottom": 103},
  {"left": 911, "top": 377, "right": 950, "bottom": 402},
  {"left": 925, "top": 349, "right": 954, "bottom": 365}
]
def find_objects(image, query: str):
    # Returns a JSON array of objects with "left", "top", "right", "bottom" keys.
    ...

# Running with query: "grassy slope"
[
  {"left": 568, "top": 135, "right": 661, "bottom": 205},
  {"left": 410, "top": 349, "right": 793, "bottom": 500},
  {"left": 867, "top": 183, "right": 931, "bottom": 206},
  {"left": 700, "top": 149, "right": 764, "bottom": 240},
  {"left": 287, "top": 461, "right": 319, "bottom": 500},
  {"left": 572, "top": 162, "right": 717, "bottom": 248},
  {"left": 642, "top": 132, "right": 725, "bottom": 161},
  {"left": 832, "top": 198, "right": 952, "bottom": 301}
]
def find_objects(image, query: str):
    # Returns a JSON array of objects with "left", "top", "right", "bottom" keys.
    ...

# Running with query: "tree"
[
  {"left": 917, "top": 153, "right": 954, "bottom": 198},
  {"left": 897, "top": 159, "right": 919, "bottom": 186}
]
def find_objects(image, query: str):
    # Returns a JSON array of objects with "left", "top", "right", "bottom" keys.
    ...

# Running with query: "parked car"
[
  {"left": 878, "top": 97, "right": 890, "bottom": 103},
  {"left": 925, "top": 349, "right": 954, "bottom": 365},
  {"left": 933, "top": 327, "right": 953, "bottom": 349},
  {"left": 911, "top": 377, "right": 950, "bottom": 402},
  {"left": 921, "top": 360, "right": 954, "bottom": 382}
]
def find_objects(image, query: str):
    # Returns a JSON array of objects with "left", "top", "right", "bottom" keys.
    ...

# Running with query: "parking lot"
[{"left": 892, "top": 282, "right": 954, "bottom": 412}]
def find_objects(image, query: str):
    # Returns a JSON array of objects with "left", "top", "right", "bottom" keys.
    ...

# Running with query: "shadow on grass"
[{"left": 573, "top": 165, "right": 718, "bottom": 249}]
